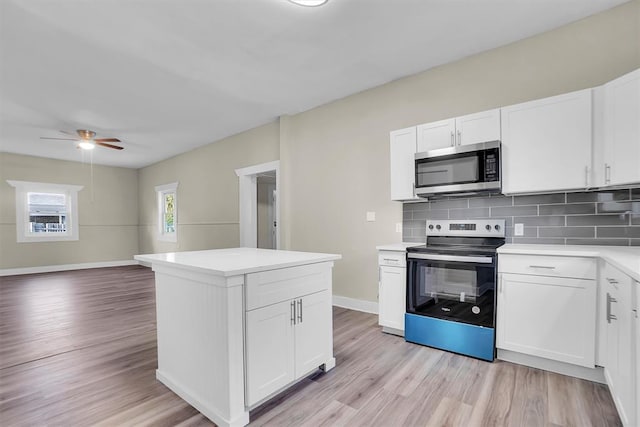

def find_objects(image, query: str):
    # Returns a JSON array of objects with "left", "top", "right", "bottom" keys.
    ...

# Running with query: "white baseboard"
[
  {"left": 0, "top": 260, "right": 140, "bottom": 277},
  {"left": 332, "top": 295, "right": 378, "bottom": 314},
  {"left": 497, "top": 349, "right": 606, "bottom": 384}
]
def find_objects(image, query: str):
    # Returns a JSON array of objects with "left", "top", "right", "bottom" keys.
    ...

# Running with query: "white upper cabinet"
[
  {"left": 603, "top": 68, "right": 640, "bottom": 187},
  {"left": 416, "top": 108, "right": 500, "bottom": 152},
  {"left": 455, "top": 109, "right": 501, "bottom": 146},
  {"left": 416, "top": 118, "right": 455, "bottom": 151},
  {"left": 501, "top": 89, "right": 593, "bottom": 194},
  {"left": 390, "top": 126, "right": 419, "bottom": 201}
]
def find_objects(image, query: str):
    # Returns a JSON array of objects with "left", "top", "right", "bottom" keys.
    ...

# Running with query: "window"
[
  {"left": 7, "top": 180, "right": 83, "bottom": 243},
  {"left": 155, "top": 182, "right": 178, "bottom": 242}
]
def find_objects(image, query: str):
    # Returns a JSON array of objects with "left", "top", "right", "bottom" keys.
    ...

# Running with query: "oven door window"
[
  {"left": 408, "top": 259, "right": 495, "bottom": 328},
  {"left": 416, "top": 154, "right": 479, "bottom": 188}
]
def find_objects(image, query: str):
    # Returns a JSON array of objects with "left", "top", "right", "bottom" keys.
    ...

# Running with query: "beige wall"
[
  {"left": 280, "top": 0, "right": 640, "bottom": 302},
  {"left": 0, "top": 152, "right": 139, "bottom": 269},
  {"left": 137, "top": 121, "right": 279, "bottom": 254},
  {"left": 1, "top": 1, "right": 637, "bottom": 299}
]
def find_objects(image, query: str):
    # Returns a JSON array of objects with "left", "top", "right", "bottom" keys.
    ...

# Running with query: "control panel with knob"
[{"left": 426, "top": 219, "right": 506, "bottom": 237}]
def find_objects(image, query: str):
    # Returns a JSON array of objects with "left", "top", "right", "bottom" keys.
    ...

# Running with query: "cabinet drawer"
[
  {"left": 246, "top": 262, "right": 330, "bottom": 311},
  {"left": 378, "top": 251, "right": 406, "bottom": 267},
  {"left": 499, "top": 254, "right": 596, "bottom": 279}
]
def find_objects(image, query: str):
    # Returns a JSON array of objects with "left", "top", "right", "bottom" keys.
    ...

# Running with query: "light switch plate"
[
  {"left": 514, "top": 223, "right": 524, "bottom": 236},
  {"left": 395, "top": 222, "right": 402, "bottom": 233},
  {"left": 366, "top": 211, "right": 376, "bottom": 222}
]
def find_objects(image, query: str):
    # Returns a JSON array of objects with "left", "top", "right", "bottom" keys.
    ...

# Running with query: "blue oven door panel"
[{"left": 404, "top": 313, "right": 495, "bottom": 362}]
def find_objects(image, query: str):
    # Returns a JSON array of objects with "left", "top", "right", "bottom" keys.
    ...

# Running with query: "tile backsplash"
[{"left": 402, "top": 188, "right": 640, "bottom": 246}]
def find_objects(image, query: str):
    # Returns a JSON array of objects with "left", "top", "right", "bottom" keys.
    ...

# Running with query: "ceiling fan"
[{"left": 40, "top": 129, "right": 124, "bottom": 150}]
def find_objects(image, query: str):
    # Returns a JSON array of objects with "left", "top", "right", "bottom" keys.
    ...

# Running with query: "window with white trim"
[
  {"left": 155, "top": 182, "right": 178, "bottom": 242},
  {"left": 7, "top": 180, "right": 83, "bottom": 243}
]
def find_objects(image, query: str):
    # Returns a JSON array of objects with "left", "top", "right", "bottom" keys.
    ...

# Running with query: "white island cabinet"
[{"left": 135, "top": 248, "right": 341, "bottom": 427}]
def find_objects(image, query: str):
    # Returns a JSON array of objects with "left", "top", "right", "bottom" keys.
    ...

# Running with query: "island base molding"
[{"left": 156, "top": 370, "right": 249, "bottom": 427}]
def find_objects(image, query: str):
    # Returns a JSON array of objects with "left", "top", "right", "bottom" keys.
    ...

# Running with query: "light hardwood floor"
[{"left": 0, "top": 266, "right": 621, "bottom": 426}]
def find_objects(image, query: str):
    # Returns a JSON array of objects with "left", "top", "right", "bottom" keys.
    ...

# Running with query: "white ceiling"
[{"left": 0, "top": 0, "right": 629, "bottom": 169}]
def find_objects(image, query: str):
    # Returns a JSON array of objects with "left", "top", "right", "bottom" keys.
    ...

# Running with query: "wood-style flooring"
[{"left": 0, "top": 266, "right": 621, "bottom": 426}]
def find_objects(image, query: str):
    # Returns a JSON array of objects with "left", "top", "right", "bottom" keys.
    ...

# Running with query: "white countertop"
[
  {"left": 376, "top": 242, "right": 423, "bottom": 252},
  {"left": 498, "top": 244, "right": 640, "bottom": 282},
  {"left": 135, "top": 248, "right": 341, "bottom": 277}
]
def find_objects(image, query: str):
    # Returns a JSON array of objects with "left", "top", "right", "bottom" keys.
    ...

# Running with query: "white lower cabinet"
[
  {"left": 379, "top": 265, "right": 406, "bottom": 333},
  {"left": 602, "top": 263, "right": 636, "bottom": 427},
  {"left": 246, "top": 290, "right": 331, "bottom": 406},
  {"left": 246, "top": 298, "right": 295, "bottom": 404},
  {"left": 497, "top": 255, "right": 597, "bottom": 368},
  {"left": 245, "top": 262, "right": 334, "bottom": 408},
  {"left": 378, "top": 250, "right": 407, "bottom": 336},
  {"left": 636, "top": 280, "right": 640, "bottom": 427}
]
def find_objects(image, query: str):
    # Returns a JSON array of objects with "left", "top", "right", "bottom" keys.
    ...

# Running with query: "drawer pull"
[
  {"left": 606, "top": 277, "right": 619, "bottom": 284},
  {"left": 383, "top": 258, "right": 399, "bottom": 262},
  {"left": 529, "top": 265, "right": 556, "bottom": 269}
]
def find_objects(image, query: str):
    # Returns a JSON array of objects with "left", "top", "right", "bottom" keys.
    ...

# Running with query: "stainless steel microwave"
[{"left": 414, "top": 141, "right": 501, "bottom": 198}]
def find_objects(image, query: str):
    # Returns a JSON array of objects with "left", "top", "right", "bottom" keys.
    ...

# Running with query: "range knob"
[
  {"left": 428, "top": 224, "right": 434, "bottom": 230},
  {"left": 485, "top": 225, "right": 491, "bottom": 231},
  {"left": 435, "top": 224, "right": 441, "bottom": 231},
  {"left": 494, "top": 224, "right": 501, "bottom": 231}
]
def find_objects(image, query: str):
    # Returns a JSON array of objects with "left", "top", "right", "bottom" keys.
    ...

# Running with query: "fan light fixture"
[
  {"left": 288, "top": 0, "right": 328, "bottom": 6},
  {"left": 78, "top": 141, "right": 96, "bottom": 150}
]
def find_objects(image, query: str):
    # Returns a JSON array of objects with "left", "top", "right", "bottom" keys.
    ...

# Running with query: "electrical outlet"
[
  {"left": 366, "top": 211, "right": 376, "bottom": 222},
  {"left": 514, "top": 223, "right": 524, "bottom": 236},
  {"left": 395, "top": 222, "right": 402, "bottom": 233}
]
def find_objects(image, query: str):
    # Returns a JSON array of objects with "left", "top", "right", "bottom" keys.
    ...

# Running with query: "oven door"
[{"left": 407, "top": 252, "right": 496, "bottom": 328}]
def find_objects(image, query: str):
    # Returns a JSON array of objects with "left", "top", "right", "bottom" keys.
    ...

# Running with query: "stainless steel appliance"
[
  {"left": 405, "top": 219, "right": 505, "bottom": 361},
  {"left": 414, "top": 141, "right": 501, "bottom": 198}
]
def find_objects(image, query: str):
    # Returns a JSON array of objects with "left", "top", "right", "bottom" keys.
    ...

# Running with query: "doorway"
[
  {"left": 256, "top": 173, "right": 276, "bottom": 249},
  {"left": 235, "top": 160, "right": 280, "bottom": 249}
]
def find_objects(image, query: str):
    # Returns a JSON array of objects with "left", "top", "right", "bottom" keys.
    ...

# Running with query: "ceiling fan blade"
[
  {"left": 40, "top": 137, "right": 76, "bottom": 141},
  {"left": 95, "top": 138, "right": 121, "bottom": 143},
  {"left": 96, "top": 141, "right": 124, "bottom": 150}
]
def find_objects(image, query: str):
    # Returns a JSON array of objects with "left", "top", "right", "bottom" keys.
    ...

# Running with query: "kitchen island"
[{"left": 135, "top": 248, "right": 341, "bottom": 427}]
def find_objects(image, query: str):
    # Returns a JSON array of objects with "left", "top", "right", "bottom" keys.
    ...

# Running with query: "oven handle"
[{"left": 407, "top": 253, "right": 494, "bottom": 264}]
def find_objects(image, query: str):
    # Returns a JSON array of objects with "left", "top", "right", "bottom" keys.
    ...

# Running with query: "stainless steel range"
[{"left": 405, "top": 219, "right": 505, "bottom": 361}]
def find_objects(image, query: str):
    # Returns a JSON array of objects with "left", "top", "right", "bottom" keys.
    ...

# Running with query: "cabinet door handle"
[
  {"left": 605, "top": 163, "right": 611, "bottom": 184},
  {"left": 297, "top": 299, "right": 303, "bottom": 323},
  {"left": 450, "top": 131, "right": 455, "bottom": 147},
  {"left": 291, "top": 300, "right": 296, "bottom": 325},
  {"left": 529, "top": 265, "right": 556, "bottom": 269},
  {"left": 607, "top": 293, "right": 618, "bottom": 323},
  {"left": 456, "top": 130, "right": 461, "bottom": 146},
  {"left": 606, "top": 277, "right": 618, "bottom": 284}
]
